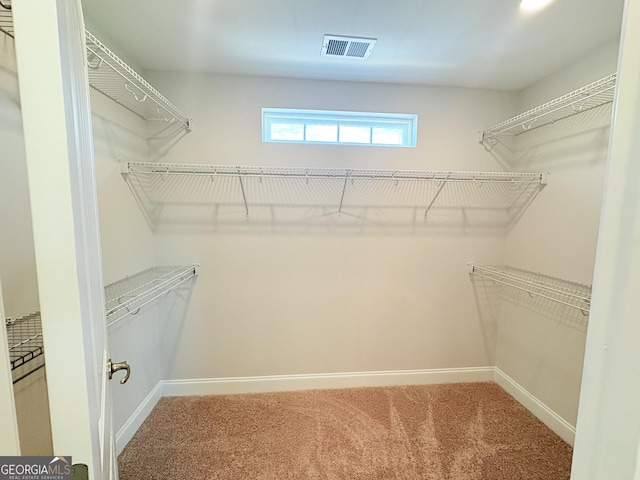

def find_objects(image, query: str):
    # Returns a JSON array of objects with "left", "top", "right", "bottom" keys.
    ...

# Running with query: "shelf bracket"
[
  {"left": 478, "top": 131, "right": 498, "bottom": 152},
  {"left": 424, "top": 178, "right": 448, "bottom": 218},
  {"left": 506, "top": 172, "right": 549, "bottom": 212},
  {"left": 119, "top": 160, "right": 131, "bottom": 175},
  {"left": 124, "top": 82, "right": 148, "bottom": 103},
  {"left": 238, "top": 171, "right": 249, "bottom": 217},
  {"left": 540, "top": 172, "right": 549, "bottom": 190},
  {"left": 87, "top": 53, "right": 103, "bottom": 71},
  {"left": 338, "top": 171, "right": 351, "bottom": 214},
  {"left": 477, "top": 131, "right": 486, "bottom": 146}
]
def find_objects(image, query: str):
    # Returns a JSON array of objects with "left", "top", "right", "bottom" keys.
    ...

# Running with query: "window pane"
[
  {"left": 306, "top": 124, "right": 338, "bottom": 142},
  {"left": 271, "top": 123, "right": 304, "bottom": 141},
  {"left": 339, "top": 125, "right": 371, "bottom": 144},
  {"left": 372, "top": 127, "right": 404, "bottom": 145},
  {"left": 262, "top": 108, "right": 416, "bottom": 147}
]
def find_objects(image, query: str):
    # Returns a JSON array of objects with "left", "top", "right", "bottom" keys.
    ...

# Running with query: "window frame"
[{"left": 262, "top": 108, "right": 418, "bottom": 148}]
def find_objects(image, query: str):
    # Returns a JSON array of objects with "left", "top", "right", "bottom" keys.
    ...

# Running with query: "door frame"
[
  {"left": 13, "top": 0, "right": 114, "bottom": 477},
  {"left": 571, "top": 0, "right": 640, "bottom": 477}
]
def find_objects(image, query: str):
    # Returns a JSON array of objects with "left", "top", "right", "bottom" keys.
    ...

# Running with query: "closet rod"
[{"left": 469, "top": 263, "right": 591, "bottom": 314}]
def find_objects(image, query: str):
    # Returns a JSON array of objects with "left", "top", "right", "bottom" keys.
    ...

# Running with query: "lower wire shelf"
[
  {"left": 4, "top": 264, "right": 198, "bottom": 383},
  {"left": 6, "top": 312, "right": 45, "bottom": 384},
  {"left": 468, "top": 263, "right": 592, "bottom": 315},
  {"left": 104, "top": 265, "right": 199, "bottom": 328}
]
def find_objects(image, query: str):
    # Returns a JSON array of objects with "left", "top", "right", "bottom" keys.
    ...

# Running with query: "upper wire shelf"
[
  {"left": 121, "top": 162, "right": 548, "bottom": 231},
  {"left": 479, "top": 73, "right": 617, "bottom": 150},
  {"left": 124, "top": 162, "right": 547, "bottom": 182},
  {"left": 104, "top": 265, "right": 198, "bottom": 328},
  {"left": 0, "top": 0, "right": 13, "bottom": 38},
  {"left": 85, "top": 30, "right": 191, "bottom": 138},
  {"left": 0, "top": 9, "right": 190, "bottom": 138},
  {"left": 469, "top": 263, "right": 591, "bottom": 315},
  {"left": 5, "top": 312, "right": 45, "bottom": 383}
]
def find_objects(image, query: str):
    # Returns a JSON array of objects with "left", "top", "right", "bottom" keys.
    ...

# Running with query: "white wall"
[
  {"left": 143, "top": 72, "right": 517, "bottom": 380},
  {"left": 0, "top": 33, "right": 39, "bottom": 319},
  {"left": 147, "top": 73, "right": 513, "bottom": 172},
  {"left": 494, "top": 40, "right": 619, "bottom": 427},
  {"left": 12, "top": 370, "right": 53, "bottom": 455}
]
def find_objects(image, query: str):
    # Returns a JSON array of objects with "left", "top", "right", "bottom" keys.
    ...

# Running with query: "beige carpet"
[{"left": 118, "top": 382, "right": 572, "bottom": 479}]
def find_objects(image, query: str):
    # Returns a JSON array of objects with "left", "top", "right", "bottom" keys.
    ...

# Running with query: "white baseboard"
[
  {"left": 115, "top": 368, "right": 492, "bottom": 453},
  {"left": 115, "top": 366, "right": 575, "bottom": 454},
  {"left": 115, "top": 381, "right": 163, "bottom": 455},
  {"left": 493, "top": 367, "right": 576, "bottom": 446},
  {"left": 161, "top": 367, "right": 495, "bottom": 397}
]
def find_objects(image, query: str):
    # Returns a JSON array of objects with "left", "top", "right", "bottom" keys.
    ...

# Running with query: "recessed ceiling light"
[{"left": 519, "top": 0, "right": 554, "bottom": 12}]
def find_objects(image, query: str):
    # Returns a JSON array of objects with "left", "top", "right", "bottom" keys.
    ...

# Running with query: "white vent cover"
[{"left": 321, "top": 35, "right": 377, "bottom": 60}]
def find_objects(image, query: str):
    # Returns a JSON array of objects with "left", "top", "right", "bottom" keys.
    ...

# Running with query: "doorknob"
[{"left": 107, "top": 359, "right": 131, "bottom": 384}]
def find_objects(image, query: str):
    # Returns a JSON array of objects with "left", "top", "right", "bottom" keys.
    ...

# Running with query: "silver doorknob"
[{"left": 107, "top": 359, "right": 131, "bottom": 384}]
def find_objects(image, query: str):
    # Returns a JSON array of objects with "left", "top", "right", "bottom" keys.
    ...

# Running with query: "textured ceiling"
[{"left": 81, "top": 0, "right": 624, "bottom": 91}]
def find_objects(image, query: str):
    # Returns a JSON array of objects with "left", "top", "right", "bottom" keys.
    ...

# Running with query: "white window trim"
[{"left": 262, "top": 108, "right": 418, "bottom": 147}]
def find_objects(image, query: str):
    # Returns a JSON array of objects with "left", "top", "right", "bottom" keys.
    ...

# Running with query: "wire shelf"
[
  {"left": 85, "top": 30, "right": 191, "bottom": 138},
  {"left": 4, "top": 266, "right": 197, "bottom": 382},
  {"left": 0, "top": 1, "right": 13, "bottom": 38},
  {"left": 469, "top": 263, "right": 591, "bottom": 315},
  {"left": 0, "top": 11, "right": 190, "bottom": 137},
  {"left": 122, "top": 162, "right": 548, "bottom": 230},
  {"left": 5, "top": 312, "right": 45, "bottom": 383},
  {"left": 479, "top": 73, "right": 617, "bottom": 149},
  {"left": 124, "top": 163, "right": 546, "bottom": 183},
  {"left": 104, "top": 265, "right": 198, "bottom": 328}
]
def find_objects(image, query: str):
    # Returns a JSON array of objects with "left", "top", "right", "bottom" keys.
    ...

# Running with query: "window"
[{"left": 262, "top": 108, "right": 417, "bottom": 147}]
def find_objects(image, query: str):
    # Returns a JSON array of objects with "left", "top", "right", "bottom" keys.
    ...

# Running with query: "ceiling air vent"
[{"left": 321, "top": 35, "right": 376, "bottom": 60}]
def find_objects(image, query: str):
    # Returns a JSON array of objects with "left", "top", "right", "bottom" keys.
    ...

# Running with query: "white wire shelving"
[
  {"left": 479, "top": 73, "right": 617, "bottom": 150},
  {"left": 0, "top": 1, "right": 12, "bottom": 38},
  {"left": 104, "top": 265, "right": 199, "bottom": 328},
  {"left": 4, "top": 266, "right": 198, "bottom": 382},
  {"left": 468, "top": 263, "right": 591, "bottom": 315},
  {"left": 0, "top": 8, "right": 190, "bottom": 138},
  {"left": 85, "top": 31, "right": 191, "bottom": 138},
  {"left": 121, "top": 161, "right": 548, "bottom": 230},
  {"left": 5, "top": 312, "right": 45, "bottom": 383}
]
